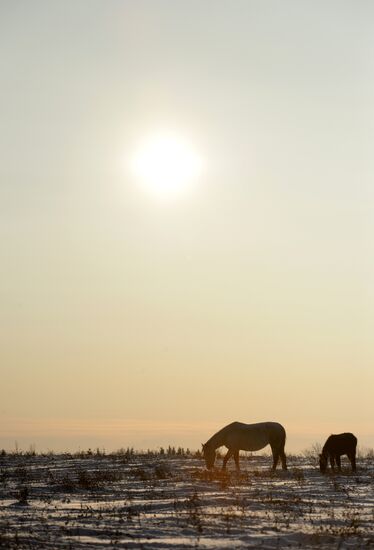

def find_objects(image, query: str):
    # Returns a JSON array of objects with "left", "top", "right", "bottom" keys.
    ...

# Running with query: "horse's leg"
[
  {"left": 336, "top": 455, "right": 342, "bottom": 472},
  {"left": 349, "top": 452, "right": 356, "bottom": 472},
  {"left": 270, "top": 444, "right": 279, "bottom": 470},
  {"left": 329, "top": 455, "right": 335, "bottom": 470},
  {"left": 279, "top": 447, "right": 287, "bottom": 471},
  {"left": 233, "top": 450, "right": 240, "bottom": 471},
  {"left": 222, "top": 449, "right": 233, "bottom": 470}
]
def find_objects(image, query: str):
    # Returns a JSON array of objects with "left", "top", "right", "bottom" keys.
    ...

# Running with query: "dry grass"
[{"left": 0, "top": 451, "right": 373, "bottom": 548}]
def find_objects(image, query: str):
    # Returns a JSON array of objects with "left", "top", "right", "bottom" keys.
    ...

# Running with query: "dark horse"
[
  {"left": 202, "top": 421, "right": 287, "bottom": 471},
  {"left": 319, "top": 433, "right": 357, "bottom": 473}
]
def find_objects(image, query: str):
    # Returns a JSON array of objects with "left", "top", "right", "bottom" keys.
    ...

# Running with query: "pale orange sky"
[{"left": 1, "top": 1, "right": 373, "bottom": 453}]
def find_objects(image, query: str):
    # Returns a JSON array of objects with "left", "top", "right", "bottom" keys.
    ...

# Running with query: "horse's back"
[
  {"left": 225, "top": 421, "right": 284, "bottom": 430},
  {"left": 230, "top": 421, "right": 285, "bottom": 436},
  {"left": 323, "top": 433, "right": 357, "bottom": 454},
  {"left": 224, "top": 421, "right": 286, "bottom": 451}
]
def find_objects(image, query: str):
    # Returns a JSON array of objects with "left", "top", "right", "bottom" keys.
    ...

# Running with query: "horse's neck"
[{"left": 207, "top": 429, "right": 226, "bottom": 450}]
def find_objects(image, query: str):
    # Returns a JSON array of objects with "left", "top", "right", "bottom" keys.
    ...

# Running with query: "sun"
[{"left": 131, "top": 133, "right": 202, "bottom": 198}]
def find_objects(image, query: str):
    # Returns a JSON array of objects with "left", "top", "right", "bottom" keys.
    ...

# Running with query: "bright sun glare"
[{"left": 132, "top": 133, "right": 202, "bottom": 198}]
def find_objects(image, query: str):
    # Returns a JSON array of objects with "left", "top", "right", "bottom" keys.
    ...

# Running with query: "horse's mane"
[{"left": 205, "top": 421, "right": 239, "bottom": 447}]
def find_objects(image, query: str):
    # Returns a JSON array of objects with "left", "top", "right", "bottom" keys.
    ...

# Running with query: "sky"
[{"left": 1, "top": 0, "right": 373, "bottom": 453}]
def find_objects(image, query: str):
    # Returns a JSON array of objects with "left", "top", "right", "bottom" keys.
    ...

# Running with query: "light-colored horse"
[{"left": 202, "top": 421, "right": 287, "bottom": 471}]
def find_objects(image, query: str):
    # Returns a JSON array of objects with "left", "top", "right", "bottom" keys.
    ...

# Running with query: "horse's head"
[
  {"left": 202, "top": 443, "right": 216, "bottom": 470},
  {"left": 319, "top": 453, "right": 327, "bottom": 473}
]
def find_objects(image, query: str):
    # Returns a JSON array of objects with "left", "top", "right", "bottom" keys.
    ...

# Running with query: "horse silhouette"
[
  {"left": 319, "top": 433, "right": 357, "bottom": 473},
  {"left": 202, "top": 421, "right": 287, "bottom": 471}
]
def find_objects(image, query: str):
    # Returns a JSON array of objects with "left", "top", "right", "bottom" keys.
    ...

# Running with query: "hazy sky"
[{"left": 1, "top": 0, "right": 373, "bottom": 452}]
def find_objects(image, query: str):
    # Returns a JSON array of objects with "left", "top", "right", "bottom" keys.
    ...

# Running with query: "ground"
[{"left": 0, "top": 451, "right": 373, "bottom": 548}]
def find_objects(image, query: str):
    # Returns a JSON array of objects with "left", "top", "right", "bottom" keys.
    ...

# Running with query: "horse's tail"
[
  {"left": 270, "top": 423, "right": 286, "bottom": 450},
  {"left": 279, "top": 423, "right": 286, "bottom": 448},
  {"left": 279, "top": 425, "right": 287, "bottom": 469}
]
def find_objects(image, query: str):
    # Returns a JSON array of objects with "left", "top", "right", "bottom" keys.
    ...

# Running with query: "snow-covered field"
[{"left": 0, "top": 451, "right": 373, "bottom": 549}]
